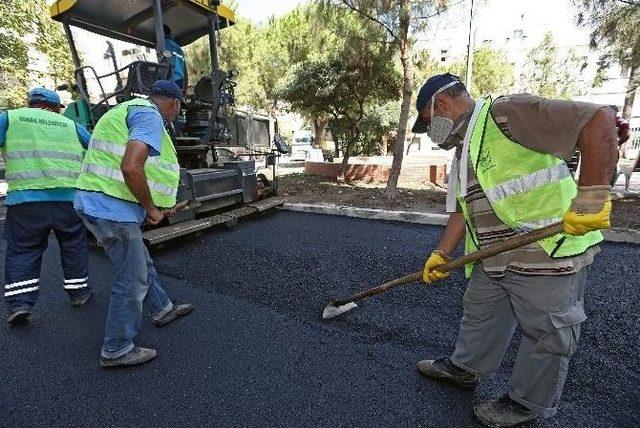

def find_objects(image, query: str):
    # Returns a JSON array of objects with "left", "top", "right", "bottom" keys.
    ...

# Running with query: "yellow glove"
[
  {"left": 563, "top": 185, "right": 612, "bottom": 236},
  {"left": 423, "top": 250, "right": 451, "bottom": 284}
]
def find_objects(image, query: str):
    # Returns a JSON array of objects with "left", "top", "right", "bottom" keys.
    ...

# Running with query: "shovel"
[{"left": 322, "top": 222, "right": 565, "bottom": 319}]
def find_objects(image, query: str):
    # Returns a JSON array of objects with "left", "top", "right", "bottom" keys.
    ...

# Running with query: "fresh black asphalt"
[{"left": 1, "top": 210, "right": 638, "bottom": 427}]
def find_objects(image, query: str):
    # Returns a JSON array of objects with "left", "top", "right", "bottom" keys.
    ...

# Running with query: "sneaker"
[
  {"left": 100, "top": 346, "right": 157, "bottom": 368},
  {"left": 473, "top": 394, "right": 538, "bottom": 428},
  {"left": 154, "top": 303, "right": 194, "bottom": 327},
  {"left": 70, "top": 292, "right": 92, "bottom": 307},
  {"left": 7, "top": 308, "right": 31, "bottom": 324},
  {"left": 416, "top": 358, "right": 479, "bottom": 389}
]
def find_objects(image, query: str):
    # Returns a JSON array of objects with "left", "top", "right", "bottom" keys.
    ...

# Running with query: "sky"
[
  {"left": 234, "top": 0, "right": 306, "bottom": 23},
  {"left": 231, "top": 0, "right": 590, "bottom": 50}
]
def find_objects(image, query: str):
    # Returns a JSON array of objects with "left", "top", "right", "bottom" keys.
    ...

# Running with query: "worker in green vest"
[
  {"left": 411, "top": 74, "right": 618, "bottom": 428},
  {"left": 74, "top": 80, "right": 193, "bottom": 369},
  {"left": 0, "top": 88, "right": 91, "bottom": 324}
]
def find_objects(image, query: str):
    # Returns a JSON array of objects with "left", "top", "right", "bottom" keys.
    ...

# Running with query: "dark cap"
[
  {"left": 150, "top": 80, "right": 183, "bottom": 101},
  {"left": 28, "top": 87, "right": 63, "bottom": 107},
  {"left": 412, "top": 73, "right": 462, "bottom": 133}
]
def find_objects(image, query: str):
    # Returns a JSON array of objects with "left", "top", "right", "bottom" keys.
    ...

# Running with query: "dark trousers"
[{"left": 3, "top": 201, "right": 89, "bottom": 311}]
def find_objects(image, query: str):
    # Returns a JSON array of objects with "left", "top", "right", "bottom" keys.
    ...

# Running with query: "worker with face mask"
[{"left": 412, "top": 73, "right": 618, "bottom": 427}]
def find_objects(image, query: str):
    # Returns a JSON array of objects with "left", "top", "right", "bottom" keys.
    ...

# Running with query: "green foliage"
[
  {"left": 0, "top": 0, "right": 75, "bottom": 109},
  {"left": 357, "top": 101, "right": 401, "bottom": 155},
  {"left": 519, "top": 32, "right": 585, "bottom": 99},
  {"left": 414, "top": 47, "right": 515, "bottom": 97},
  {"left": 575, "top": 0, "right": 639, "bottom": 117},
  {"left": 465, "top": 47, "right": 514, "bottom": 97},
  {"left": 278, "top": 10, "right": 401, "bottom": 159},
  {"left": 280, "top": 47, "right": 401, "bottom": 157},
  {"left": 576, "top": 0, "right": 640, "bottom": 69}
]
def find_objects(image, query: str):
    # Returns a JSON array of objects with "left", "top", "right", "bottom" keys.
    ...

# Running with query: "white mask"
[{"left": 426, "top": 80, "right": 462, "bottom": 150}]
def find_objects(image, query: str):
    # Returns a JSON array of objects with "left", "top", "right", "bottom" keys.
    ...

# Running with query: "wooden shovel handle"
[
  {"left": 331, "top": 223, "right": 564, "bottom": 307},
  {"left": 436, "top": 222, "right": 564, "bottom": 273}
]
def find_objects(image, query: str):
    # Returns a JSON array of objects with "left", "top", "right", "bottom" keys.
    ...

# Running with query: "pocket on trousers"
[
  {"left": 545, "top": 300, "right": 587, "bottom": 356},
  {"left": 549, "top": 300, "right": 587, "bottom": 329}
]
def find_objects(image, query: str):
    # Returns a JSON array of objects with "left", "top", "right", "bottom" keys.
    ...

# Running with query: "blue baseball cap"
[
  {"left": 150, "top": 80, "right": 183, "bottom": 101},
  {"left": 412, "top": 73, "right": 462, "bottom": 133},
  {"left": 28, "top": 87, "right": 63, "bottom": 107}
]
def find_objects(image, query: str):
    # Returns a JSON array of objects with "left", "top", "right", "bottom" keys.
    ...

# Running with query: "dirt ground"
[
  {"left": 277, "top": 170, "right": 640, "bottom": 230},
  {"left": 277, "top": 172, "right": 447, "bottom": 212}
]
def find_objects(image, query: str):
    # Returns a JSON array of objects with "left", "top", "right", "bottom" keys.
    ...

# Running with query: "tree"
[
  {"left": 576, "top": 0, "right": 640, "bottom": 119},
  {"left": 519, "top": 32, "right": 585, "bottom": 99},
  {"left": 463, "top": 47, "right": 514, "bottom": 97},
  {"left": 280, "top": 42, "right": 400, "bottom": 178},
  {"left": 328, "top": 0, "right": 447, "bottom": 192},
  {"left": 414, "top": 47, "right": 514, "bottom": 98},
  {"left": 0, "top": 0, "right": 75, "bottom": 108}
]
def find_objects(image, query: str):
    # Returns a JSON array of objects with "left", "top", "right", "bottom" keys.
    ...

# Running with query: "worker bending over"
[
  {"left": 1, "top": 88, "right": 90, "bottom": 323},
  {"left": 74, "top": 80, "right": 193, "bottom": 368},
  {"left": 413, "top": 73, "right": 618, "bottom": 427}
]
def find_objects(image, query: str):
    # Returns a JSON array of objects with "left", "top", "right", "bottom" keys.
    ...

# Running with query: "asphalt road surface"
[{"left": 1, "top": 211, "right": 638, "bottom": 427}]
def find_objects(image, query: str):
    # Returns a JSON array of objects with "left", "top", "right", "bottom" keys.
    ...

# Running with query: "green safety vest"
[
  {"left": 75, "top": 98, "right": 179, "bottom": 208},
  {"left": 458, "top": 99, "right": 603, "bottom": 277},
  {"left": 2, "top": 108, "right": 85, "bottom": 192}
]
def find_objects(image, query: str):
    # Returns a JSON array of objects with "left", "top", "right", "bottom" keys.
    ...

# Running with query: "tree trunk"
[
  {"left": 313, "top": 117, "right": 329, "bottom": 147},
  {"left": 386, "top": 0, "right": 413, "bottom": 192},
  {"left": 622, "top": 62, "right": 638, "bottom": 120},
  {"left": 338, "top": 129, "right": 358, "bottom": 181},
  {"left": 338, "top": 141, "right": 355, "bottom": 181}
]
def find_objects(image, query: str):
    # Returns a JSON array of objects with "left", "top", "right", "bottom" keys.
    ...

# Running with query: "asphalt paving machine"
[{"left": 50, "top": 0, "right": 287, "bottom": 246}]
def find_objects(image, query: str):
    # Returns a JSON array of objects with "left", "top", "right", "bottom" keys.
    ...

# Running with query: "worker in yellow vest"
[
  {"left": 74, "top": 80, "right": 193, "bottom": 368},
  {"left": 411, "top": 74, "right": 618, "bottom": 427},
  {"left": 1, "top": 88, "right": 91, "bottom": 324}
]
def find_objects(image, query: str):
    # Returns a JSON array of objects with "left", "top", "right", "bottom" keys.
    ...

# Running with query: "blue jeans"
[{"left": 77, "top": 212, "right": 173, "bottom": 358}]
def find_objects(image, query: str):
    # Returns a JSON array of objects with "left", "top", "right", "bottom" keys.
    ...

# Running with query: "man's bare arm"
[
  {"left": 577, "top": 107, "right": 618, "bottom": 186},
  {"left": 436, "top": 212, "right": 466, "bottom": 256}
]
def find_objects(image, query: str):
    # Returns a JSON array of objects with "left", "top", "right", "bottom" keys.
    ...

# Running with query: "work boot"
[
  {"left": 154, "top": 303, "right": 194, "bottom": 327},
  {"left": 100, "top": 346, "right": 157, "bottom": 368},
  {"left": 416, "top": 358, "right": 478, "bottom": 389},
  {"left": 473, "top": 394, "right": 538, "bottom": 428},
  {"left": 70, "top": 292, "right": 92, "bottom": 307},
  {"left": 7, "top": 308, "right": 31, "bottom": 324}
]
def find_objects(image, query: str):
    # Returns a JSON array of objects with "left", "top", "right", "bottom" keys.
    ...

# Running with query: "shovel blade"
[{"left": 322, "top": 302, "right": 358, "bottom": 319}]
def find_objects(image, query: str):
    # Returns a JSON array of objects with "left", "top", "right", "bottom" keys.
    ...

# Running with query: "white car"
[{"left": 289, "top": 135, "right": 315, "bottom": 161}]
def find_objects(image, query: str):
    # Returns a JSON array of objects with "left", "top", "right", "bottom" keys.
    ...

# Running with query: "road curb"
[
  {"left": 280, "top": 203, "right": 640, "bottom": 245},
  {"left": 281, "top": 203, "right": 449, "bottom": 226}
]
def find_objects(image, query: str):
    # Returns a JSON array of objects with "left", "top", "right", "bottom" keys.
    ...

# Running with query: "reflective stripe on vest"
[
  {"left": 90, "top": 139, "right": 180, "bottom": 172},
  {"left": 5, "top": 150, "right": 83, "bottom": 162},
  {"left": 483, "top": 163, "right": 571, "bottom": 204},
  {"left": 3, "top": 108, "right": 84, "bottom": 192},
  {"left": 457, "top": 98, "right": 602, "bottom": 277},
  {"left": 81, "top": 163, "right": 176, "bottom": 197},
  {"left": 6, "top": 169, "right": 79, "bottom": 181}
]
